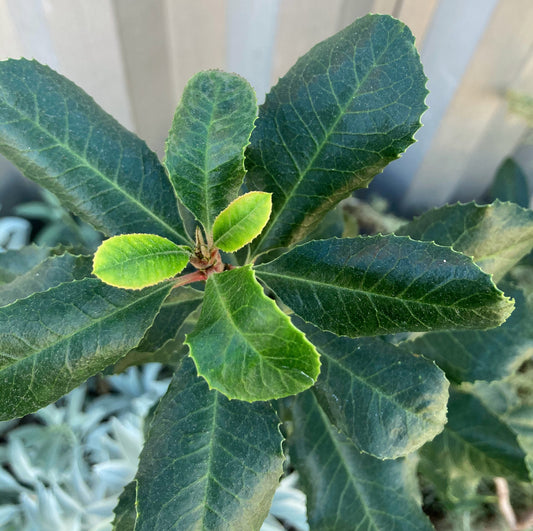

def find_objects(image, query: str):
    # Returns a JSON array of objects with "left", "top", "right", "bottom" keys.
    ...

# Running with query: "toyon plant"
[{"left": 0, "top": 13, "right": 531, "bottom": 530}]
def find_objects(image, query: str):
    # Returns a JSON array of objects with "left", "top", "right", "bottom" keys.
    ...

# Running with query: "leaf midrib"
[
  {"left": 209, "top": 275, "right": 285, "bottom": 383},
  {"left": 0, "top": 78, "right": 188, "bottom": 245},
  {"left": 256, "top": 269, "right": 498, "bottom": 311},
  {"left": 311, "top": 392, "right": 396, "bottom": 530},
  {"left": 0, "top": 280, "right": 171, "bottom": 372},
  {"left": 252, "top": 28, "right": 395, "bottom": 253},
  {"left": 95, "top": 249, "right": 188, "bottom": 274}
]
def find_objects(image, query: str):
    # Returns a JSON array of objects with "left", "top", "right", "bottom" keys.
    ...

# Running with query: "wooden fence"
[{"left": 1, "top": 0, "right": 532, "bottom": 213}]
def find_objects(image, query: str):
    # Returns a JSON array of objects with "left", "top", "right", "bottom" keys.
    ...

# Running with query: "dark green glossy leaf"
[
  {"left": 0, "top": 245, "right": 58, "bottom": 284},
  {"left": 297, "top": 319, "right": 448, "bottom": 459},
  {"left": 134, "top": 286, "right": 203, "bottom": 354},
  {"left": 186, "top": 266, "right": 320, "bottom": 401},
  {"left": 402, "top": 286, "right": 533, "bottom": 384},
  {"left": 135, "top": 357, "right": 284, "bottom": 531},
  {"left": 0, "top": 59, "right": 188, "bottom": 244},
  {"left": 420, "top": 389, "right": 530, "bottom": 483},
  {"left": 396, "top": 201, "right": 533, "bottom": 282},
  {"left": 246, "top": 14, "right": 427, "bottom": 255},
  {"left": 114, "top": 286, "right": 203, "bottom": 372},
  {"left": 164, "top": 70, "right": 257, "bottom": 229},
  {"left": 255, "top": 235, "right": 513, "bottom": 338},
  {"left": 471, "top": 379, "right": 533, "bottom": 476},
  {"left": 489, "top": 158, "right": 529, "bottom": 207},
  {"left": 289, "top": 390, "right": 433, "bottom": 530},
  {"left": 0, "top": 252, "right": 92, "bottom": 307},
  {"left": 0, "top": 278, "right": 171, "bottom": 420},
  {"left": 112, "top": 481, "right": 137, "bottom": 531}
]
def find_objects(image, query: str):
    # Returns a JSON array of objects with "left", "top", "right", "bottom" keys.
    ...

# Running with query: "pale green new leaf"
[
  {"left": 289, "top": 391, "right": 434, "bottom": 530},
  {"left": 420, "top": 389, "right": 530, "bottom": 483},
  {"left": 0, "top": 59, "right": 188, "bottom": 244},
  {"left": 213, "top": 191, "right": 272, "bottom": 252},
  {"left": 0, "top": 252, "right": 92, "bottom": 307},
  {"left": 0, "top": 278, "right": 171, "bottom": 420},
  {"left": 164, "top": 70, "right": 257, "bottom": 229},
  {"left": 135, "top": 357, "right": 284, "bottom": 531},
  {"left": 297, "top": 319, "right": 448, "bottom": 459},
  {"left": 402, "top": 285, "right": 533, "bottom": 384},
  {"left": 396, "top": 201, "right": 533, "bottom": 282},
  {"left": 186, "top": 266, "right": 320, "bottom": 401},
  {"left": 255, "top": 235, "right": 513, "bottom": 338},
  {"left": 93, "top": 233, "right": 189, "bottom": 289},
  {"left": 246, "top": 14, "right": 427, "bottom": 254}
]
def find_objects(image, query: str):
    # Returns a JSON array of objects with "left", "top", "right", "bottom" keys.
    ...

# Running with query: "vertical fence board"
[
  {"left": 41, "top": 0, "right": 134, "bottom": 129},
  {"left": 403, "top": 0, "right": 533, "bottom": 210},
  {"left": 396, "top": 0, "right": 439, "bottom": 49},
  {"left": 226, "top": 0, "right": 280, "bottom": 103},
  {"left": 164, "top": 0, "right": 227, "bottom": 104},
  {"left": 112, "top": 0, "right": 175, "bottom": 154},
  {"left": 271, "top": 0, "right": 346, "bottom": 83},
  {"left": 458, "top": 50, "right": 533, "bottom": 201}
]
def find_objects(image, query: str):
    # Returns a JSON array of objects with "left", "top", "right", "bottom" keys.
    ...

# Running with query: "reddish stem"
[{"left": 173, "top": 270, "right": 207, "bottom": 288}]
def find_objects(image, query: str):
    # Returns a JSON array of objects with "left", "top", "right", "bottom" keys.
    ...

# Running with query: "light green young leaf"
[
  {"left": 0, "top": 59, "right": 188, "bottom": 244},
  {"left": 255, "top": 235, "right": 514, "bottom": 338},
  {"left": 186, "top": 265, "right": 320, "bottom": 401},
  {"left": 246, "top": 14, "right": 428, "bottom": 255},
  {"left": 164, "top": 70, "right": 257, "bottom": 229},
  {"left": 93, "top": 233, "right": 189, "bottom": 289},
  {"left": 0, "top": 278, "right": 171, "bottom": 420},
  {"left": 289, "top": 390, "right": 434, "bottom": 530},
  {"left": 296, "top": 319, "right": 448, "bottom": 459},
  {"left": 420, "top": 389, "right": 530, "bottom": 483},
  {"left": 402, "top": 285, "right": 533, "bottom": 384},
  {"left": 396, "top": 201, "right": 533, "bottom": 282},
  {"left": 135, "top": 357, "right": 284, "bottom": 531},
  {"left": 213, "top": 191, "right": 272, "bottom": 252}
]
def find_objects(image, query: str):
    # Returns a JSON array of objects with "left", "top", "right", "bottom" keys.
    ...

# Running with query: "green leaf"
[
  {"left": 114, "top": 286, "right": 203, "bottom": 372},
  {"left": 132, "top": 286, "right": 203, "bottom": 353},
  {"left": 289, "top": 390, "right": 433, "bottom": 530},
  {"left": 92, "top": 233, "right": 190, "bottom": 289},
  {"left": 420, "top": 388, "right": 530, "bottom": 483},
  {"left": 402, "top": 285, "right": 533, "bottom": 384},
  {"left": 186, "top": 265, "right": 320, "bottom": 401},
  {"left": 0, "top": 59, "right": 188, "bottom": 244},
  {"left": 164, "top": 70, "right": 257, "bottom": 229},
  {"left": 112, "top": 481, "right": 137, "bottom": 531},
  {"left": 0, "top": 278, "right": 171, "bottom": 420},
  {"left": 471, "top": 379, "right": 533, "bottom": 477},
  {"left": 246, "top": 14, "right": 427, "bottom": 255},
  {"left": 135, "top": 357, "right": 284, "bottom": 531},
  {"left": 255, "top": 235, "right": 514, "bottom": 338},
  {"left": 0, "top": 245, "right": 58, "bottom": 284},
  {"left": 0, "top": 253, "right": 92, "bottom": 307},
  {"left": 396, "top": 201, "right": 533, "bottom": 282},
  {"left": 489, "top": 158, "right": 530, "bottom": 207},
  {"left": 296, "top": 319, "right": 448, "bottom": 459},
  {"left": 213, "top": 191, "right": 272, "bottom": 252}
]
